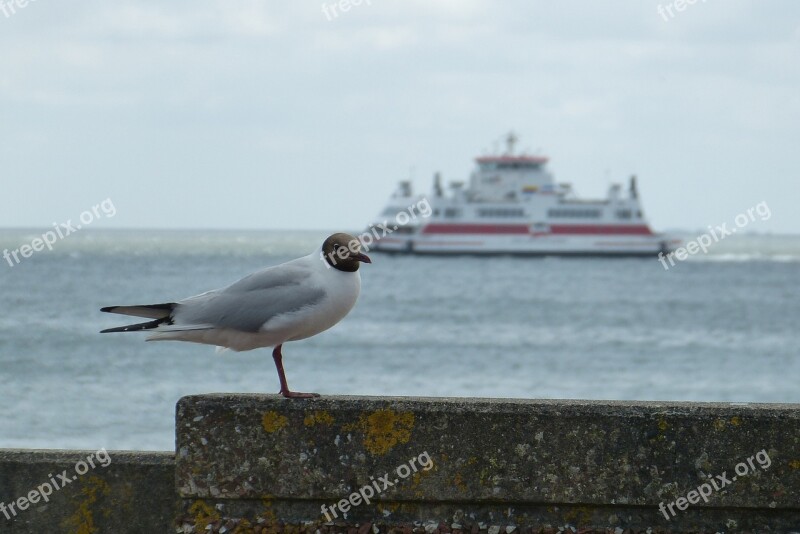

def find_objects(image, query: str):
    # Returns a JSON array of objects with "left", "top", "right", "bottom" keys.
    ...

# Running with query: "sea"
[{"left": 1, "top": 229, "right": 799, "bottom": 451}]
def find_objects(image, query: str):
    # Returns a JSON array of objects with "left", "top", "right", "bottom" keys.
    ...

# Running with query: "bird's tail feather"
[
  {"left": 100, "top": 317, "right": 171, "bottom": 333},
  {"left": 100, "top": 303, "right": 177, "bottom": 333},
  {"left": 150, "top": 324, "right": 213, "bottom": 332},
  {"left": 100, "top": 303, "right": 176, "bottom": 320}
]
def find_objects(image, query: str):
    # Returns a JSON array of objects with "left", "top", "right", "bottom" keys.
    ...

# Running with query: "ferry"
[{"left": 367, "top": 133, "right": 679, "bottom": 256}]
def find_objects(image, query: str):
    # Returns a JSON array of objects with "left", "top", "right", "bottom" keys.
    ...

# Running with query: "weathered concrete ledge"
[
  {"left": 0, "top": 449, "right": 174, "bottom": 533},
  {"left": 3, "top": 397, "right": 799, "bottom": 533},
  {"left": 176, "top": 395, "right": 800, "bottom": 533}
]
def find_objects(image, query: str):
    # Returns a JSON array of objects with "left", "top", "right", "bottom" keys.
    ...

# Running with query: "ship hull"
[{"left": 372, "top": 234, "right": 678, "bottom": 257}]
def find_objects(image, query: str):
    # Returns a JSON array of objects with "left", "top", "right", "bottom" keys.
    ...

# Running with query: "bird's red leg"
[{"left": 272, "top": 344, "right": 319, "bottom": 399}]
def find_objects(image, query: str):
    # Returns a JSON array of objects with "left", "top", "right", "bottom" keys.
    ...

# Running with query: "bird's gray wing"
[
  {"left": 172, "top": 263, "right": 325, "bottom": 333},
  {"left": 223, "top": 261, "right": 312, "bottom": 293}
]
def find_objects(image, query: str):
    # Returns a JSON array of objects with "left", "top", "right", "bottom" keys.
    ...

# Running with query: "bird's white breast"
[{"left": 262, "top": 264, "right": 361, "bottom": 343}]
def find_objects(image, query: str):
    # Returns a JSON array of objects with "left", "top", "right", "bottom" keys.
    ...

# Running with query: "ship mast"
[{"left": 505, "top": 131, "right": 518, "bottom": 155}]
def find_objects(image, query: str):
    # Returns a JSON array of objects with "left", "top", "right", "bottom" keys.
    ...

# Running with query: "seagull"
[{"left": 100, "top": 232, "right": 371, "bottom": 398}]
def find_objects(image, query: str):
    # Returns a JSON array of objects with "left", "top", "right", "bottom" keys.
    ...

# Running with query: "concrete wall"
[
  {"left": 3, "top": 396, "right": 800, "bottom": 533},
  {"left": 176, "top": 395, "right": 800, "bottom": 533},
  {"left": 0, "top": 449, "right": 174, "bottom": 533}
]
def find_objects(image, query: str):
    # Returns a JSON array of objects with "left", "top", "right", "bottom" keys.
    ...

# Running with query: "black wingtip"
[
  {"left": 100, "top": 303, "right": 176, "bottom": 315},
  {"left": 100, "top": 317, "right": 171, "bottom": 333},
  {"left": 100, "top": 324, "right": 140, "bottom": 333}
]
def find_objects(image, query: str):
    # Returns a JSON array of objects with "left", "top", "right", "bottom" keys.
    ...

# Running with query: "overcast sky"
[{"left": 1, "top": 1, "right": 798, "bottom": 233}]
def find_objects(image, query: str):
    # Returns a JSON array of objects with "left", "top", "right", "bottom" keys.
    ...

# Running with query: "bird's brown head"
[{"left": 321, "top": 233, "right": 372, "bottom": 272}]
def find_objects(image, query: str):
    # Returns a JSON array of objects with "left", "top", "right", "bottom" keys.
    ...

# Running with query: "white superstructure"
[{"left": 368, "top": 133, "right": 679, "bottom": 256}]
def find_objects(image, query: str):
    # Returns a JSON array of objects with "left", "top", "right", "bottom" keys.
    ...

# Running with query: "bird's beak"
[{"left": 354, "top": 252, "right": 372, "bottom": 264}]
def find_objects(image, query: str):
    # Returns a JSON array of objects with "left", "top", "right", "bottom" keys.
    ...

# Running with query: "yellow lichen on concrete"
[
  {"left": 652, "top": 418, "right": 669, "bottom": 441},
  {"left": 262, "top": 411, "right": 288, "bottom": 433},
  {"left": 304, "top": 410, "right": 335, "bottom": 427},
  {"left": 711, "top": 417, "right": 742, "bottom": 431},
  {"left": 563, "top": 505, "right": 593, "bottom": 525},
  {"left": 61, "top": 476, "right": 111, "bottom": 534},
  {"left": 789, "top": 460, "right": 800, "bottom": 469},
  {"left": 260, "top": 496, "right": 278, "bottom": 524},
  {"left": 410, "top": 466, "right": 434, "bottom": 489},
  {"left": 189, "top": 500, "right": 220, "bottom": 532},
  {"left": 358, "top": 409, "right": 415, "bottom": 455},
  {"left": 233, "top": 518, "right": 255, "bottom": 534},
  {"left": 377, "top": 502, "right": 399, "bottom": 515}
]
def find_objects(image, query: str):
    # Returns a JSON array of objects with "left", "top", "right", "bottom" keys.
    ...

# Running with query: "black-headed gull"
[{"left": 100, "top": 233, "right": 371, "bottom": 398}]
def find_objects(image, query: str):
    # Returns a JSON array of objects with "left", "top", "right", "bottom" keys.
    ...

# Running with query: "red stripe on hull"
[
  {"left": 550, "top": 225, "right": 653, "bottom": 236},
  {"left": 421, "top": 224, "right": 529, "bottom": 235}
]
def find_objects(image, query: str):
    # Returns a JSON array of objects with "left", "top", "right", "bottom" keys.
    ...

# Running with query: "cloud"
[{"left": 0, "top": 0, "right": 798, "bottom": 232}]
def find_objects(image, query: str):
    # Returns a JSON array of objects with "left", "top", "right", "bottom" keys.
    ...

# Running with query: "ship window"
[
  {"left": 444, "top": 208, "right": 461, "bottom": 218},
  {"left": 616, "top": 209, "right": 632, "bottom": 219},
  {"left": 497, "top": 162, "right": 540, "bottom": 170},
  {"left": 547, "top": 208, "right": 602, "bottom": 218},
  {"left": 477, "top": 208, "right": 525, "bottom": 218}
]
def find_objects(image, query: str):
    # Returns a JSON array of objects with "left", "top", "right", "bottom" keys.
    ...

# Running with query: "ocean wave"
[{"left": 0, "top": 229, "right": 329, "bottom": 257}]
